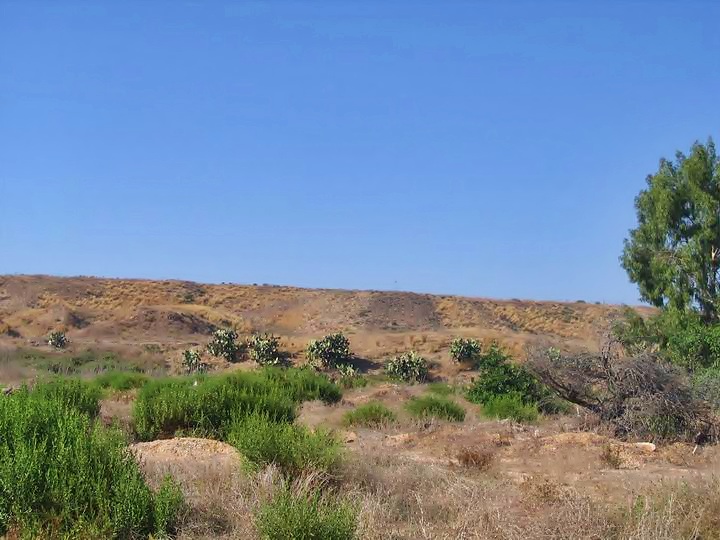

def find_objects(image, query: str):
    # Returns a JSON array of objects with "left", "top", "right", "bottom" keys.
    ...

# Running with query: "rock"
[
  {"left": 342, "top": 431, "right": 357, "bottom": 443},
  {"left": 633, "top": 442, "right": 656, "bottom": 453}
]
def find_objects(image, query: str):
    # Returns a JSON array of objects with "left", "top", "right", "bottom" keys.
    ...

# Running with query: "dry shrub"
[
  {"left": 527, "top": 344, "right": 718, "bottom": 443},
  {"left": 600, "top": 444, "right": 623, "bottom": 469},
  {"left": 456, "top": 446, "right": 495, "bottom": 471}
]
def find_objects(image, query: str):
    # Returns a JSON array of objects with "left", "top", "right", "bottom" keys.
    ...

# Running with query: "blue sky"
[{"left": 1, "top": 1, "right": 718, "bottom": 303}]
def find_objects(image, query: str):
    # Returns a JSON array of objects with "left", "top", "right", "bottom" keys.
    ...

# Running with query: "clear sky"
[{"left": 1, "top": 1, "right": 718, "bottom": 303}]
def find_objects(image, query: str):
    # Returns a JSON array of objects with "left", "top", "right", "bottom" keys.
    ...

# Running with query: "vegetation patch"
[
  {"left": 0, "top": 388, "right": 182, "bottom": 538},
  {"left": 228, "top": 413, "right": 341, "bottom": 476},
  {"left": 94, "top": 371, "right": 149, "bottom": 392},
  {"left": 482, "top": 392, "right": 539, "bottom": 422},
  {"left": 133, "top": 367, "right": 341, "bottom": 440},
  {"left": 342, "top": 402, "right": 396, "bottom": 428},
  {"left": 405, "top": 395, "right": 465, "bottom": 422},
  {"left": 256, "top": 486, "right": 357, "bottom": 540}
]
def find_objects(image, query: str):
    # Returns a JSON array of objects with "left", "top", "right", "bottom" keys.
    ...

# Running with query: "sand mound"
[{"left": 130, "top": 437, "right": 242, "bottom": 469}]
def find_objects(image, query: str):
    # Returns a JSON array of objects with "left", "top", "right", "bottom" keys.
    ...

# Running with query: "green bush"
[
  {"left": 384, "top": 351, "right": 429, "bottom": 383},
  {"left": 31, "top": 378, "right": 102, "bottom": 417},
  {"left": 336, "top": 364, "right": 367, "bottom": 389},
  {"left": 133, "top": 368, "right": 341, "bottom": 441},
  {"left": 342, "top": 402, "right": 396, "bottom": 428},
  {"left": 48, "top": 330, "right": 68, "bottom": 349},
  {"left": 182, "top": 349, "right": 209, "bottom": 374},
  {"left": 256, "top": 487, "right": 357, "bottom": 540},
  {"left": 482, "top": 392, "right": 539, "bottom": 422},
  {"left": 426, "top": 382, "right": 455, "bottom": 396},
  {"left": 249, "top": 333, "right": 284, "bottom": 366},
  {"left": 449, "top": 337, "right": 481, "bottom": 365},
  {"left": 0, "top": 390, "right": 180, "bottom": 538},
  {"left": 306, "top": 333, "right": 351, "bottom": 370},
  {"left": 405, "top": 395, "right": 465, "bottom": 422},
  {"left": 207, "top": 328, "right": 241, "bottom": 362},
  {"left": 94, "top": 371, "right": 149, "bottom": 392},
  {"left": 613, "top": 307, "right": 720, "bottom": 370},
  {"left": 693, "top": 368, "right": 720, "bottom": 411},
  {"left": 228, "top": 413, "right": 341, "bottom": 476}
]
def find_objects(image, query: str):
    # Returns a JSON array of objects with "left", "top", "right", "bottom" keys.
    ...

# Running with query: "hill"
[{"left": 0, "top": 275, "right": 643, "bottom": 361}]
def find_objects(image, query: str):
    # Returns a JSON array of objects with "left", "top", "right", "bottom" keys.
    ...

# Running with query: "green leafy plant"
[
  {"left": 306, "top": 333, "right": 351, "bottom": 370},
  {"left": 93, "top": 371, "right": 148, "bottom": 392},
  {"left": 449, "top": 337, "right": 481, "bottom": 365},
  {"left": 31, "top": 378, "right": 102, "bottom": 417},
  {"left": 207, "top": 328, "right": 241, "bottom": 362},
  {"left": 132, "top": 368, "right": 341, "bottom": 441},
  {"left": 482, "top": 392, "right": 539, "bottom": 422},
  {"left": 228, "top": 413, "right": 341, "bottom": 476},
  {"left": 384, "top": 351, "right": 429, "bottom": 383},
  {"left": 342, "top": 402, "right": 396, "bottom": 428},
  {"left": 0, "top": 389, "right": 181, "bottom": 537},
  {"left": 48, "top": 330, "right": 68, "bottom": 349},
  {"left": 181, "top": 349, "right": 209, "bottom": 374},
  {"left": 249, "top": 333, "right": 284, "bottom": 366},
  {"left": 255, "top": 486, "right": 357, "bottom": 540},
  {"left": 405, "top": 395, "right": 465, "bottom": 421}
]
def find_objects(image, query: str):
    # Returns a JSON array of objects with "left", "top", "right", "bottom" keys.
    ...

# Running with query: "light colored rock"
[{"left": 633, "top": 442, "right": 656, "bottom": 453}]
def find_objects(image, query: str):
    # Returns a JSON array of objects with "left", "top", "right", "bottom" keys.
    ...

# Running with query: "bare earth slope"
[{"left": 0, "top": 275, "right": 644, "bottom": 359}]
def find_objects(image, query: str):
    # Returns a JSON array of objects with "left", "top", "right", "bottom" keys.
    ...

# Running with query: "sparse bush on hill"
[
  {"left": 207, "top": 328, "right": 241, "bottom": 362},
  {"left": 181, "top": 349, "right": 209, "bottom": 374},
  {"left": 249, "top": 333, "right": 284, "bottom": 366},
  {"left": 342, "top": 402, "right": 396, "bottom": 428},
  {"left": 693, "top": 368, "right": 720, "bottom": 411},
  {"left": 0, "top": 388, "right": 181, "bottom": 538},
  {"left": 306, "top": 333, "right": 351, "bottom": 370},
  {"left": 228, "top": 413, "right": 342, "bottom": 476},
  {"left": 450, "top": 337, "right": 481, "bottom": 365},
  {"left": 405, "top": 395, "right": 465, "bottom": 421},
  {"left": 384, "top": 351, "right": 429, "bottom": 383},
  {"left": 255, "top": 485, "right": 357, "bottom": 540},
  {"left": 48, "top": 330, "right": 68, "bottom": 349}
]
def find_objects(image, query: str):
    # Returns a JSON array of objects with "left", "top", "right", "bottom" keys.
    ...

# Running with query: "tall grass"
[
  {"left": 0, "top": 388, "right": 181, "bottom": 538},
  {"left": 342, "top": 402, "right": 396, "bottom": 428},
  {"left": 405, "top": 395, "right": 466, "bottom": 422},
  {"left": 94, "top": 371, "right": 149, "bottom": 392},
  {"left": 133, "top": 368, "right": 342, "bottom": 441},
  {"left": 228, "top": 413, "right": 342, "bottom": 476},
  {"left": 256, "top": 486, "right": 357, "bottom": 540},
  {"left": 482, "top": 393, "right": 539, "bottom": 422},
  {"left": 31, "top": 377, "right": 103, "bottom": 417}
]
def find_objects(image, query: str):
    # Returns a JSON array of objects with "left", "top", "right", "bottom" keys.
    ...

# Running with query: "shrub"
[
  {"left": 228, "top": 413, "right": 341, "bottom": 476},
  {"left": 482, "top": 392, "right": 539, "bottom": 422},
  {"left": 0, "top": 391, "right": 180, "bottom": 537},
  {"left": 94, "top": 371, "right": 148, "bottom": 392},
  {"left": 405, "top": 395, "right": 465, "bottom": 421},
  {"left": 342, "top": 402, "right": 396, "bottom": 428},
  {"left": 426, "top": 382, "right": 455, "bottom": 396},
  {"left": 31, "top": 378, "right": 102, "bottom": 417},
  {"left": 336, "top": 363, "right": 367, "bottom": 389},
  {"left": 456, "top": 445, "right": 495, "bottom": 470},
  {"left": 207, "top": 328, "right": 241, "bottom": 362},
  {"left": 255, "top": 486, "right": 357, "bottom": 540},
  {"left": 693, "top": 368, "right": 720, "bottom": 411},
  {"left": 384, "top": 351, "right": 429, "bottom": 383},
  {"left": 450, "top": 337, "right": 481, "bottom": 365},
  {"left": 466, "top": 360, "right": 545, "bottom": 406},
  {"left": 306, "top": 333, "right": 351, "bottom": 370},
  {"left": 182, "top": 349, "right": 209, "bottom": 374},
  {"left": 153, "top": 476, "right": 185, "bottom": 536},
  {"left": 132, "top": 368, "right": 341, "bottom": 441},
  {"left": 48, "top": 330, "right": 68, "bottom": 349},
  {"left": 527, "top": 346, "right": 718, "bottom": 443},
  {"left": 249, "top": 333, "right": 284, "bottom": 366}
]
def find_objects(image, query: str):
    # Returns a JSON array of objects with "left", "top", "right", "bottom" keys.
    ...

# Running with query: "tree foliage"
[{"left": 621, "top": 139, "right": 720, "bottom": 323}]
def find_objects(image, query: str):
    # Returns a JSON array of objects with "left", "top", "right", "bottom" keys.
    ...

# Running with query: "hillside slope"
[{"left": 0, "top": 275, "right": 643, "bottom": 360}]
